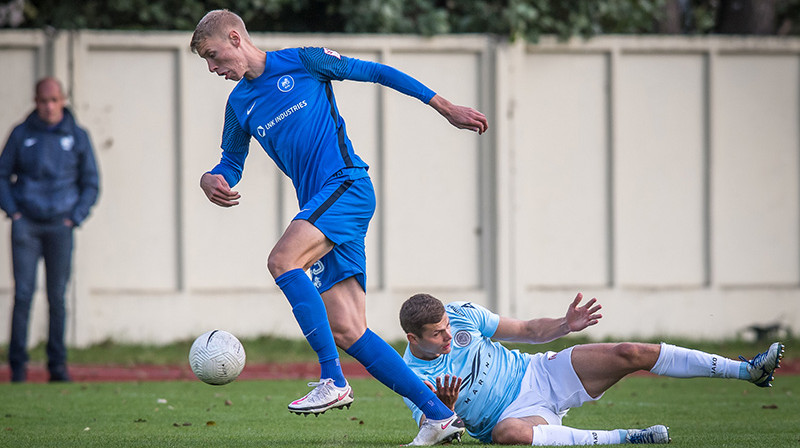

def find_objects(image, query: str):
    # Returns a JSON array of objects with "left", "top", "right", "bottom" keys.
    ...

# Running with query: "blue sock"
[
  {"left": 276, "top": 269, "right": 346, "bottom": 387},
  {"left": 345, "top": 329, "right": 454, "bottom": 420}
]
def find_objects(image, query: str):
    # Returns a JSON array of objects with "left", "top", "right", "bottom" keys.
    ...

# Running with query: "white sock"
[
  {"left": 650, "top": 342, "right": 742, "bottom": 379},
  {"left": 532, "top": 425, "right": 625, "bottom": 445}
]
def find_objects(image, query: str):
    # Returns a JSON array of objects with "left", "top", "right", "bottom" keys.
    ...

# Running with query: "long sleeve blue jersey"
[{"left": 211, "top": 47, "right": 436, "bottom": 206}]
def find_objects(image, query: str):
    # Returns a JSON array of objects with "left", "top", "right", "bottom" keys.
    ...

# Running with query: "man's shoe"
[
  {"left": 288, "top": 379, "right": 353, "bottom": 415},
  {"left": 405, "top": 414, "right": 466, "bottom": 446},
  {"left": 740, "top": 342, "right": 784, "bottom": 387},
  {"left": 49, "top": 365, "right": 72, "bottom": 383},
  {"left": 626, "top": 425, "right": 671, "bottom": 444}
]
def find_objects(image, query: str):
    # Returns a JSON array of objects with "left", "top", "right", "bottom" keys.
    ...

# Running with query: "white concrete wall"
[{"left": 0, "top": 31, "right": 798, "bottom": 348}]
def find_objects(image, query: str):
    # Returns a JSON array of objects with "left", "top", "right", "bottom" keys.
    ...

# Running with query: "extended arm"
[
  {"left": 0, "top": 129, "right": 21, "bottom": 219},
  {"left": 301, "top": 48, "right": 489, "bottom": 134},
  {"left": 492, "top": 293, "right": 602, "bottom": 344}
]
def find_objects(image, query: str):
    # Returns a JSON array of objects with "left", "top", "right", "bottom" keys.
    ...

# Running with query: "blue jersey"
[
  {"left": 403, "top": 302, "right": 531, "bottom": 444},
  {"left": 210, "top": 47, "right": 436, "bottom": 207}
]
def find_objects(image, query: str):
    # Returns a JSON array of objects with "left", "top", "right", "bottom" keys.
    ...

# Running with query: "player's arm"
[
  {"left": 201, "top": 102, "right": 249, "bottom": 207},
  {"left": 0, "top": 129, "right": 22, "bottom": 219},
  {"left": 492, "top": 293, "right": 603, "bottom": 344},
  {"left": 347, "top": 59, "right": 489, "bottom": 134},
  {"left": 300, "top": 47, "right": 488, "bottom": 134}
]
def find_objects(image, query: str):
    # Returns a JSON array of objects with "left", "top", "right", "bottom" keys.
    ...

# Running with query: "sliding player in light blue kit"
[
  {"left": 399, "top": 293, "right": 784, "bottom": 445},
  {"left": 190, "top": 9, "right": 488, "bottom": 445}
]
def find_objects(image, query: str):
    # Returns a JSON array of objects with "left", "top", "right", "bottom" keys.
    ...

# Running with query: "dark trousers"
[{"left": 8, "top": 216, "right": 74, "bottom": 375}]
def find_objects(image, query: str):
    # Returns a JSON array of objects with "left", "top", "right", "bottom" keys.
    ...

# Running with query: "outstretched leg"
[{"left": 572, "top": 342, "right": 785, "bottom": 399}]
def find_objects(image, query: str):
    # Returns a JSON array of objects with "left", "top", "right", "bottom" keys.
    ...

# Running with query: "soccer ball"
[{"left": 189, "top": 330, "right": 246, "bottom": 385}]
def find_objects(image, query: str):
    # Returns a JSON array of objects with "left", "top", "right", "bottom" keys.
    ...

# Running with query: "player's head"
[
  {"left": 35, "top": 77, "right": 66, "bottom": 126},
  {"left": 190, "top": 9, "right": 252, "bottom": 81},
  {"left": 400, "top": 293, "right": 452, "bottom": 360}
]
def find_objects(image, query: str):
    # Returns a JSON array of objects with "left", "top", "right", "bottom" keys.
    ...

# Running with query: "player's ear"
[
  {"left": 229, "top": 30, "right": 241, "bottom": 47},
  {"left": 406, "top": 332, "right": 418, "bottom": 345}
]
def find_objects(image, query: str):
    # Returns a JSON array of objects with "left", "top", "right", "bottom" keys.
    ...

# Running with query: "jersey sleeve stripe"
[{"left": 221, "top": 102, "right": 251, "bottom": 153}]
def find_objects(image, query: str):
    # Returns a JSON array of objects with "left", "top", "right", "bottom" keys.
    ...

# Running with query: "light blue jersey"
[
  {"left": 403, "top": 302, "right": 531, "bottom": 443},
  {"left": 211, "top": 46, "right": 435, "bottom": 207}
]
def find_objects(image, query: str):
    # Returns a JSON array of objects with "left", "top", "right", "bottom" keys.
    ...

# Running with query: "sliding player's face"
[
  {"left": 198, "top": 34, "right": 246, "bottom": 81},
  {"left": 416, "top": 315, "right": 452, "bottom": 359}
]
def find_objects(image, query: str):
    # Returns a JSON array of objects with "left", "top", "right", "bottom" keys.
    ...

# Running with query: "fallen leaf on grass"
[
  {"left": 762, "top": 404, "right": 778, "bottom": 409},
  {"left": 134, "top": 418, "right": 147, "bottom": 423},
  {"left": 225, "top": 399, "right": 233, "bottom": 406},
  {"left": 206, "top": 421, "right": 216, "bottom": 426}
]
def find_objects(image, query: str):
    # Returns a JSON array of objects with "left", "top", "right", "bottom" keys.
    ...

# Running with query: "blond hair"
[{"left": 190, "top": 9, "right": 250, "bottom": 53}]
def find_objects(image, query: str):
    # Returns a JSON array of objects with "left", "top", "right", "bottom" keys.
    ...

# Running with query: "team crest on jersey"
[
  {"left": 277, "top": 75, "right": 294, "bottom": 92},
  {"left": 60, "top": 135, "right": 74, "bottom": 151},
  {"left": 323, "top": 48, "right": 341, "bottom": 59},
  {"left": 453, "top": 330, "right": 472, "bottom": 348}
]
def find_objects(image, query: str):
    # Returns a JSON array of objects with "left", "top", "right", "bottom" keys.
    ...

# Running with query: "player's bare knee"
[
  {"left": 613, "top": 342, "right": 644, "bottom": 365},
  {"left": 613, "top": 342, "right": 657, "bottom": 369},
  {"left": 492, "top": 419, "right": 534, "bottom": 445},
  {"left": 266, "top": 252, "right": 292, "bottom": 278},
  {"left": 330, "top": 327, "right": 360, "bottom": 350}
]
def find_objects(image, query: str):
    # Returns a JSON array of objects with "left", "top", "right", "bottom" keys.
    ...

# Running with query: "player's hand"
[
  {"left": 200, "top": 173, "right": 240, "bottom": 207},
  {"left": 429, "top": 95, "right": 489, "bottom": 135},
  {"left": 424, "top": 374, "right": 462, "bottom": 411},
  {"left": 565, "top": 293, "right": 602, "bottom": 333}
]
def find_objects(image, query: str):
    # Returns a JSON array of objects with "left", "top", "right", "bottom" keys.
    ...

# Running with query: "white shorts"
[{"left": 497, "top": 346, "right": 602, "bottom": 425}]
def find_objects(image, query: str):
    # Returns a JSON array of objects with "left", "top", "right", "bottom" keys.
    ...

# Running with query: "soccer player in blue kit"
[
  {"left": 399, "top": 293, "right": 784, "bottom": 445},
  {"left": 190, "top": 9, "right": 488, "bottom": 445}
]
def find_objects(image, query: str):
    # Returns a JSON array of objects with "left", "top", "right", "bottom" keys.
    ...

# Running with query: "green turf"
[{"left": 1, "top": 375, "right": 798, "bottom": 447}]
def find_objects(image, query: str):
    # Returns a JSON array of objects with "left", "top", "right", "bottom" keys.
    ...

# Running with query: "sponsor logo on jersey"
[
  {"left": 323, "top": 48, "right": 341, "bottom": 59},
  {"left": 277, "top": 75, "right": 295, "bottom": 92},
  {"left": 453, "top": 330, "right": 472, "bottom": 348},
  {"left": 257, "top": 100, "right": 308, "bottom": 137}
]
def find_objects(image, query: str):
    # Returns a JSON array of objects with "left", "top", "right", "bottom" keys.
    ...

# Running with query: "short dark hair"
[{"left": 400, "top": 293, "right": 445, "bottom": 337}]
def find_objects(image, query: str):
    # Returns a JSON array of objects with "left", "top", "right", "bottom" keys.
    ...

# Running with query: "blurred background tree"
[{"left": 1, "top": 0, "right": 798, "bottom": 39}]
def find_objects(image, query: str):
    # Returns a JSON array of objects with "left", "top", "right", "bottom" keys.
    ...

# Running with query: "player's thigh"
[
  {"left": 268, "top": 219, "right": 333, "bottom": 276},
  {"left": 571, "top": 343, "right": 660, "bottom": 397}
]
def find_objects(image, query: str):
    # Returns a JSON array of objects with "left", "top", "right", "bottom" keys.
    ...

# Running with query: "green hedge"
[{"left": 2, "top": 0, "right": 799, "bottom": 40}]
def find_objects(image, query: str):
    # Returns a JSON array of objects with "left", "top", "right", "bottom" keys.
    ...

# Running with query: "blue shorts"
[{"left": 294, "top": 170, "right": 375, "bottom": 294}]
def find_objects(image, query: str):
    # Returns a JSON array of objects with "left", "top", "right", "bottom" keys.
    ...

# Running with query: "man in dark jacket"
[{"left": 0, "top": 77, "right": 99, "bottom": 382}]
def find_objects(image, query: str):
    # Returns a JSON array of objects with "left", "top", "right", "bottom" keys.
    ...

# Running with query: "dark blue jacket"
[{"left": 0, "top": 108, "right": 99, "bottom": 226}]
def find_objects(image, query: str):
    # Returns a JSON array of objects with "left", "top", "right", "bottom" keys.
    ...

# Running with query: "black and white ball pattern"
[{"left": 189, "top": 330, "right": 246, "bottom": 385}]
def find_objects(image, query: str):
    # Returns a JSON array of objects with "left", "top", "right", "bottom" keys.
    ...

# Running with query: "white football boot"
[
  {"left": 740, "top": 342, "right": 784, "bottom": 387},
  {"left": 625, "top": 425, "right": 671, "bottom": 444},
  {"left": 288, "top": 378, "right": 354, "bottom": 416},
  {"left": 405, "top": 413, "right": 466, "bottom": 446}
]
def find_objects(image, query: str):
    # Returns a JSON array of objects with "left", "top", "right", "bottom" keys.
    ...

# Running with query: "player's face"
[
  {"left": 198, "top": 35, "right": 245, "bottom": 81},
  {"left": 416, "top": 314, "right": 452, "bottom": 359}
]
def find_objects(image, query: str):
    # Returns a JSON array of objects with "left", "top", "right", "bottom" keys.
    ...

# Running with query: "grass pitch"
[{"left": 1, "top": 375, "right": 798, "bottom": 447}]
